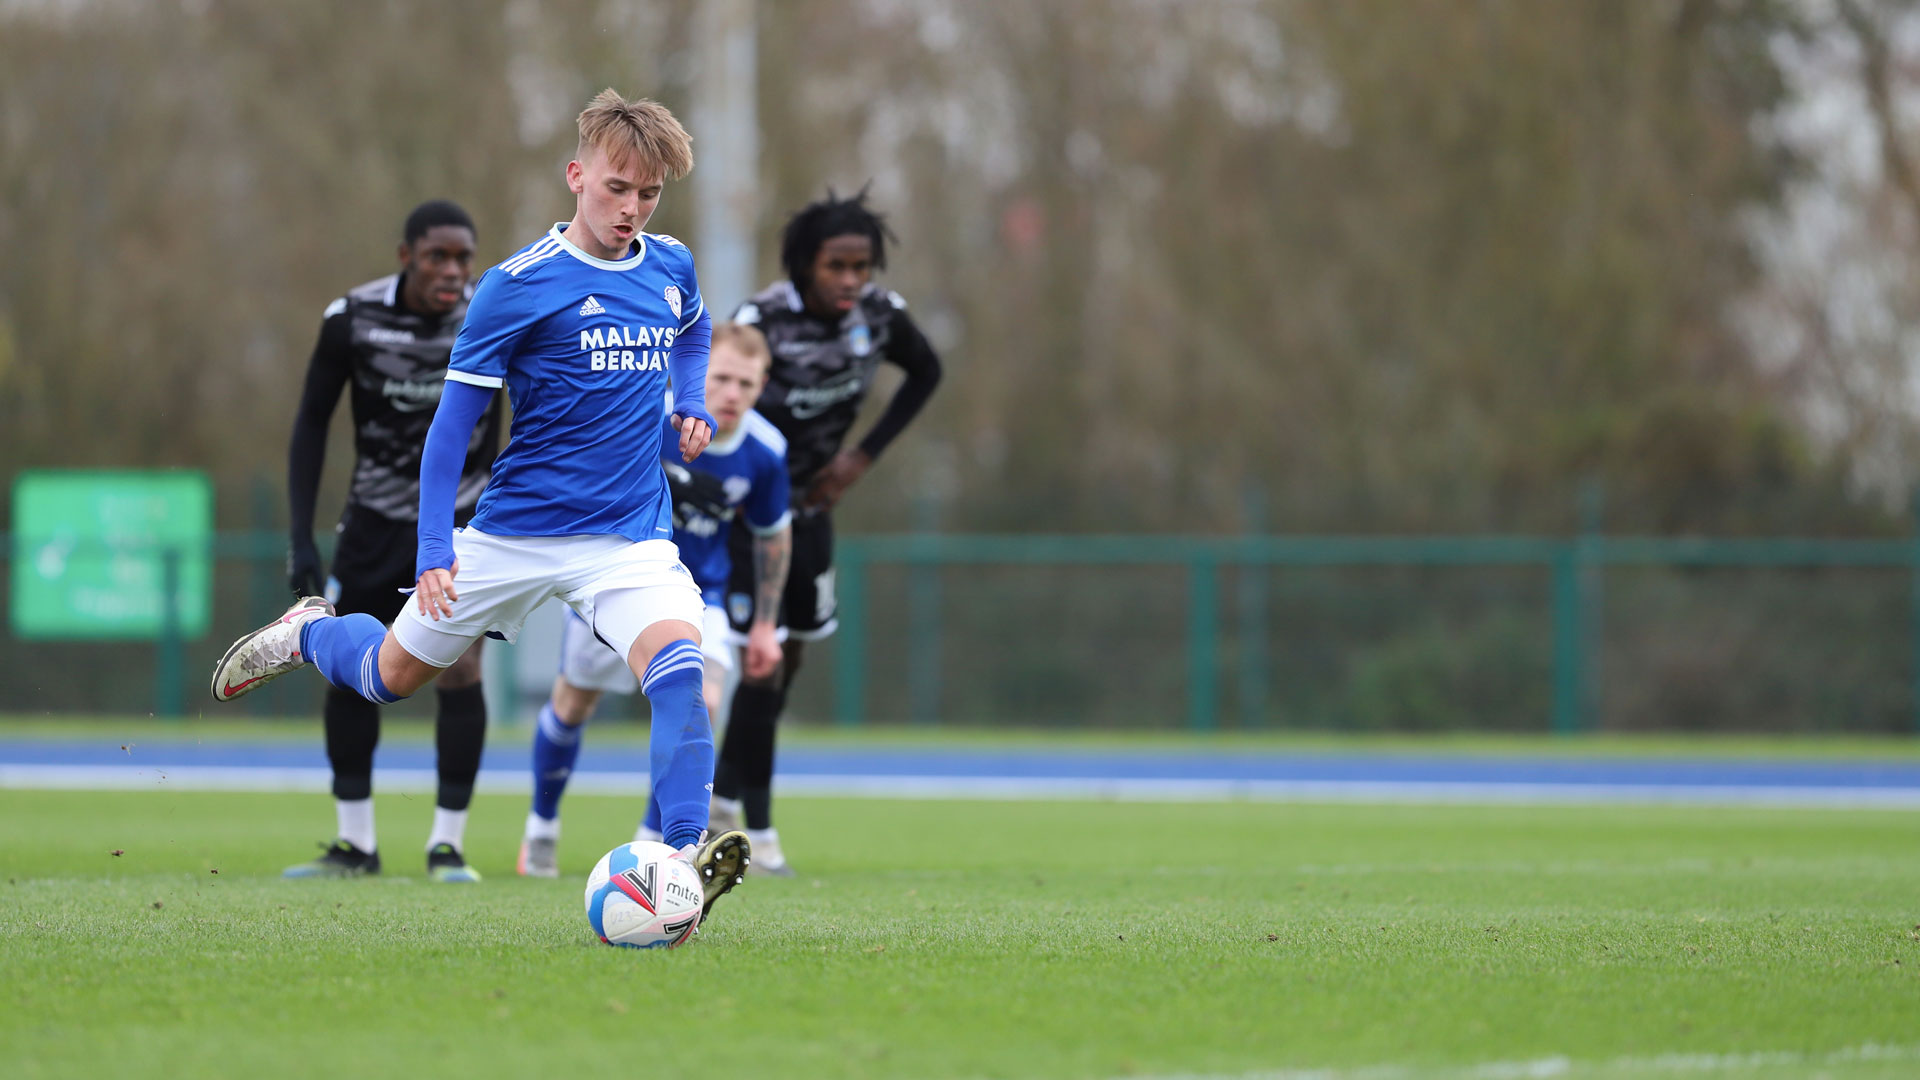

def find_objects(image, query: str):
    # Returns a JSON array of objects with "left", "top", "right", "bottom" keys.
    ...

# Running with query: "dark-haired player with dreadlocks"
[
  {"left": 711, "top": 189, "right": 943, "bottom": 874},
  {"left": 281, "top": 199, "right": 503, "bottom": 882}
]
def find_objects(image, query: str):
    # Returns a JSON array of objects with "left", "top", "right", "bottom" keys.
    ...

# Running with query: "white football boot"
[
  {"left": 210, "top": 596, "right": 334, "bottom": 702},
  {"left": 517, "top": 835, "right": 559, "bottom": 878},
  {"left": 745, "top": 828, "right": 796, "bottom": 878},
  {"left": 708, "top": 795, "right": 743, "bottom": 835}
]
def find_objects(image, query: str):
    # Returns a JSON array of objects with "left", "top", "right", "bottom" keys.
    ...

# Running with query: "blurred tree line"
[{"left": 2, "top": 0, "right": 1918, "bottom": 538}]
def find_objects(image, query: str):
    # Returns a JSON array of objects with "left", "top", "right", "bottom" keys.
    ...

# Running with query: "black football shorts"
[{"left": 724, "top": 508, "right": 836, "bottom": 640}]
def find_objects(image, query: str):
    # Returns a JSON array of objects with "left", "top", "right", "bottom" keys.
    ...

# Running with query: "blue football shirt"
[
  {"left": 659, "top": 403, "right": 791, "bottom": 602},
  {"left": 445, "top": 223, "right": 706, "bottom": 542}
]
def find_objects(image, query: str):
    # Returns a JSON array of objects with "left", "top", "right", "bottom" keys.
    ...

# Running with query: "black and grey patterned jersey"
[
  {"left": 735, "top": 279, "right": 942, "bottom": 491},
  {"left": 288, "top": 274, "right": 502, "bottom": 532}
]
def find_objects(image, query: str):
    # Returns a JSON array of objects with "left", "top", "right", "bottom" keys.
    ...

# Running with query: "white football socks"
[
  {"left": 427, "top": 807, "right": 468, "bottom": 852},
  {"left": 525, "top": 811, "right": 560, "bottom": 841},
  {"left": 336, "top": 798, "right": 375, "bottom": 853}
]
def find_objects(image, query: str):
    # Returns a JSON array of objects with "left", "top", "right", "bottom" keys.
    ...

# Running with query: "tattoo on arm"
[{"left": 753, "top": 529, "right": 791, "bottom": 624}]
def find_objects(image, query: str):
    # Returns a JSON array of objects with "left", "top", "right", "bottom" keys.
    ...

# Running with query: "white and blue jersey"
[
  {"left": 660, "top": 405, "right": 791, "bottom": 604},
  {"left": 446, "top": 223, "right": 706, "bottom": 542}
]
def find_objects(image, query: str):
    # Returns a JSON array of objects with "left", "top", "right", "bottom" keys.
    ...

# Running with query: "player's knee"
[
  {"left": 376, "top": 635, "right": 438, "bottom": 699},
  {"left": 550, "top": 679, "right": 600, "bottom": 726},
  {"left": 639, "top": 639, "right": 706, "bottom": 708},
  {"left": 630, "top": 620, "right": 703, "bottom": 671}
]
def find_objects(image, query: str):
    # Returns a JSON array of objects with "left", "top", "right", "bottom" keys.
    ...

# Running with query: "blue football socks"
[
  {"left": 640, "top": 640, "right": 712, "bottom": 851},
  {"left": 530, "top": 701, "right": 584, "bottom": 822},
  {"left": 641, "top": 793, "right": 663, "bottom": 837},
  {"left": 301, "top": 613, "right": 401, "bottom": 704}
]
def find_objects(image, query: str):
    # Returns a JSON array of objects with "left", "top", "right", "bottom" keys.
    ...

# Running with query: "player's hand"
[
  {"left": 415, "top": 561, "right": 460, "bottom": 621},
  {"left": 671, "top": 413, "right": 712, "bottom": 462},
  {"left": 801, "top": 448, "right": 871, "bottom": 512},
  {"left": 287, "top": 539, "right": 323, "bottom": 599},
  {"left": 745, "top": 622, "right": 782, "bottom": 680}
]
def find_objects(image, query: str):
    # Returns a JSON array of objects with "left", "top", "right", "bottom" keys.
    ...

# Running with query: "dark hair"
[
  {"left": 779, "top": 186, "right": 896, "bottom": 289},
  {"left": 402, "top": 199, "right": 476, "bottom": 246}
]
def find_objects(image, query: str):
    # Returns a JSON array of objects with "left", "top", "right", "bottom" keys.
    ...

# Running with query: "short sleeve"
[
  {"left": 447, "top": 267, "right": 540, "bottom": 389},
  {"left": 745, "top": 443, "right": 792, "bottom": 536},
  {"left": 675, "top": 249, "right": 705, "bottom": 334}
]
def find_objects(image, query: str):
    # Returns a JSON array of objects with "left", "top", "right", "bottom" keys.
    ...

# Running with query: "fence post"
[
  {"left": 156, "top": 547, "right": 184, "bottom": 720},
  {"left": 1911, "top": 487, "right": 1920, "bottom": 735},
  {"left": 907, "top": 500, "right": 943, "bottom": 725},
  {"left": 1549, "top": 542, "right": 1582, "bottom": 736},
  {"left": 252, "top": 481, "right": 284, "bottom": 716},
  {"left": 834, "top": 543, "right": 867, "bottom": 727},
  {"left": 1238, "top": 486, "right": 1270, "bottom": 728},
  {"left": 1577, "top": 479, "right": 1605, "bottom": 733},
  {"left": 1188, "top": 554, "right": 1220, "bottom": 731}
]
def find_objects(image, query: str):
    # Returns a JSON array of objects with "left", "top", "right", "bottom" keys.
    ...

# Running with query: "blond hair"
[
  {"left": 576, "top": 88, "right": 694, "bottom": 180},
  {"left": 711, "top": 322, "right": 771, "bottom": 371}
]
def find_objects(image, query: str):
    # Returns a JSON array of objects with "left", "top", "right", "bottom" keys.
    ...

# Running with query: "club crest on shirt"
[
  {"left": 848, "top": 323, "right": 871, "bottom": 357},
  {"left": 664, "top": 285, "right": 682, "bottom": 319}
]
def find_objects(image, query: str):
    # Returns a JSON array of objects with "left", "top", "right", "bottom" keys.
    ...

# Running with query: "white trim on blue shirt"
[
  {"left": 703, "top": 418, "right": 750, "bottom": 455},
  {"left": 549, "top": 222, "right": 647, "bottom": 272},
  {"left": 446, "top": 369, "right": 504, "bottom": 389},
  {"left": 742, "top": 410, "right": 789, "bottom": 455},
  {"left": 750, "top": 509, "right": 793, "bottom": 538}
]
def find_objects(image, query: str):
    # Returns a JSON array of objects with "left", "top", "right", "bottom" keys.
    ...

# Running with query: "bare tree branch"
[{"left": 1837, "top": 0, "right": 1920, "bottom": 225}]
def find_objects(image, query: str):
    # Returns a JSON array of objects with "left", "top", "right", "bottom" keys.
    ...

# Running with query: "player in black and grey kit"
[
  {"left": 283, "top": 200, "right": 503, "bottom": 882},
  {"left": 712, "top": 190, "right": 942, "bottom": 872}
]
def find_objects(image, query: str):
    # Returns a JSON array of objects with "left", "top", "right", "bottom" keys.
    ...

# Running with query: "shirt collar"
[{"left": 551, "top": 222, "right": 646, "bottom": 271}]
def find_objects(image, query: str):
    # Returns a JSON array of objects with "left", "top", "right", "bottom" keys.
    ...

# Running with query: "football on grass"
[{"left": 584, "top": 841, "right": 703, "bottom": 949}]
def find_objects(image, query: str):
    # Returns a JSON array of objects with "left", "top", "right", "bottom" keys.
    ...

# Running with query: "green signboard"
[{"left": 11, "top": 470, "right": 213, "bottom": 640}]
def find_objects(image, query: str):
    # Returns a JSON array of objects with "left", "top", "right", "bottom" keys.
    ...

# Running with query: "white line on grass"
[
  {"left": 1128, "top": 1041, "right": 1920, "bottom": 1079},
  {"left": 4, "top": 765, "right": 1920, "bottom": 808}
]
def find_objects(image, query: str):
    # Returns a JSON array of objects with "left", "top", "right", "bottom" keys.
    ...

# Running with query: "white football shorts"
[
  {"left": 559, "top": 603, "right": 734, "bottom": 695},
  {"left": 391, "top": 528, "right": 704, "bottom": 670}
]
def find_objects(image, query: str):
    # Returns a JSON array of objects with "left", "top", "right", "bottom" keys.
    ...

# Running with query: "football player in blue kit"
[
  {"left": 515, "top": 323, "right": 792, "bottom": 878},
  {"left": 210, "top": 89, "right": 754, "bottom": 921}
]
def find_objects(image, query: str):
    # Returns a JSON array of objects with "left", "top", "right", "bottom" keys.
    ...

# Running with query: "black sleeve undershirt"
[
  {"left": 856, "top": 306, "right": 943, "bottom": 461},
  {"left": 287, "top": 311, "right": 352, "bottom": 545}
]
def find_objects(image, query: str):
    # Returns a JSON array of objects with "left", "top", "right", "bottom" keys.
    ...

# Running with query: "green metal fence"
[
  {"left": 832, "top": 533, "right": 1920, "bottom": 734},
  {"left": 6, "top": 531, "right": 1919, "bottom": 732}
]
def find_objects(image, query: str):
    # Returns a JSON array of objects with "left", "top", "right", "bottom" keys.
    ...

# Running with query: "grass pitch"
[{"left": 3, "top": 788, "right": 1918, "bottom": 1079}]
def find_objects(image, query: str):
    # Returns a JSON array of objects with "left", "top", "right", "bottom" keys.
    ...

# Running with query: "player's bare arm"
[{"left": 746, "top": 525, "right": 791, "bottom": 679}]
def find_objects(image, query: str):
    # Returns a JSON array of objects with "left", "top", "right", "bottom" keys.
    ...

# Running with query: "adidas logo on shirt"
[{"left": 578, "top": 295, "right": 607, "bottom": 316}]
